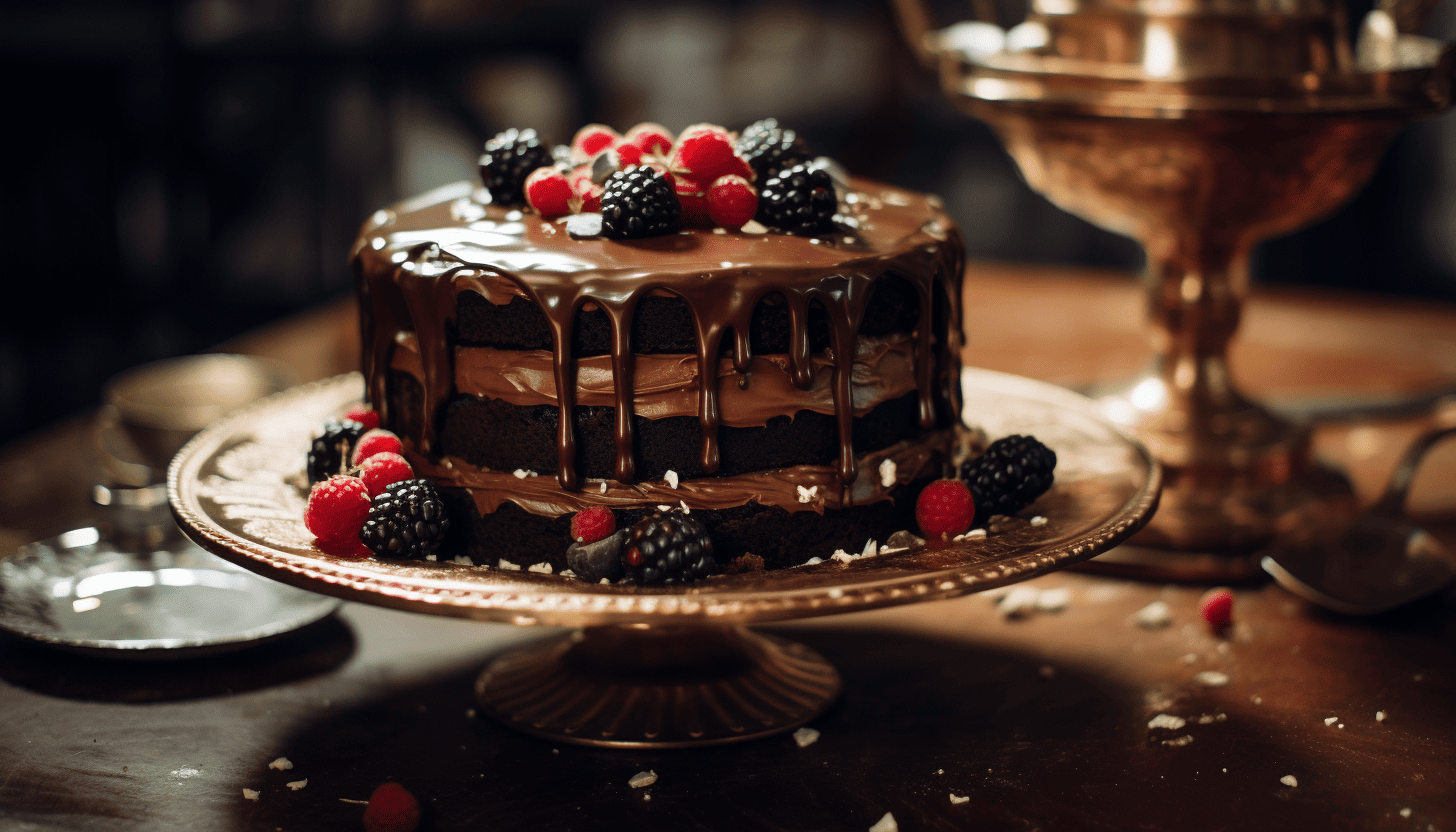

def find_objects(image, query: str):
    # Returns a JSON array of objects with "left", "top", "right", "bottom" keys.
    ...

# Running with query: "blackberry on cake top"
[{"left": 478, "top": 128, "right": 553, "bottom": 205}]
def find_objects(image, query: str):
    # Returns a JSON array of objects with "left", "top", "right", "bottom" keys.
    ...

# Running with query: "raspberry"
[
  {"left": 305, "top": 475, "right": 372, "bottom": 544},
  {"left": 1199, "top": 588, "right": 1234, "bottom": 631},
  {"left": 615, "top": 143, "right": 644, "bottom": 166},
  {"left": 525, "top": 166, "right": 573, "bottom": 218},
  {"left": 569, "top": 166, "right": 604, "bottom": 213},
  {"left": 363, "top": 782, "right": 420, "bottom": 832},
  {"left": 600, "top": 166, "right": 681, "bottom": 239},
  {"left": 622, "top": 509, "right": 715, "bottom": 585},
  {"left": 669, "top": 124, "right": 741, "bottom": 182},
  {"left": 566, "top": 529, "right": 626, "bottom": 583},
  {"left": 736, "top": 123, "right": 810, "bottom": 180},
  {"left": 307, "top": 419, "right": 366, "bottom": 484},
  {"left": 357, "top": 451, "right": 414, "bottom": 496},
  {"left": 360, "top": 479, "right": 451, "bottom": 560},
  {"left": 755, "top": 163, "right": 838, "bottom": 236},
  {"left": 478, "top": 128, "right": 553, "bottom": 205},
  {"left": 624, "top": 122, "right": 674, "bottom": 156},
  {"left": 571, "top": 123, "right": 619, "bottom": 160},
  {"left": 957, "top": 434, "right": 1057, "bottom": 517},
  {"left": 706, "top": 174, "right": 758, "bottom": 229},
  {"left": 351, "top": 428, "right": 403, "bottom": 465},
  {"left": 571, "top": 506, "right": 617, "bottom": 544},
  {"left": 916, "top": 478, "right": 975, "bottom": 539},
  {"left": 343, "top": 405, "right": 380, "bottom": 431}
]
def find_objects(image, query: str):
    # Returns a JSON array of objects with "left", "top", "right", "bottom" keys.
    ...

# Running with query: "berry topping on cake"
[
  {"left": 621, "top": 509, "right": 716, "bottom": 585},
  {"left": 670, "top": 124, "right": 748, "bottom": 183},
  {"left": 566, "top": 528, "right": 627, "bottom": 583},
  {"left": 363, "top": 782, "right": 421, "bottom": 832},
  {"left": 571, "top": 506, "right": 617, "bottom": 543},
  {"left": 756, "top": 163, "right": 838, "bottom": 236},
  {"left": 305, "top": 475, "right": 372, "bottom": 544},
  {"left": 571, "top": 123, "right": 620, "bottom": 160},
  {"left": 915, "top": 478, "right": 975, "bottom": 540},
  {"left": 360, "top": 479, "right": 451, "bottom": 560},
  {"left": 601, "top": 166, "right": 681, "bottom": 239},
  {"left": 735, "top": 122, "right": 810, "bottom": 180},
  {"left": 524, "top": 166, "right": 574, "bottom": 219},
  {"left": 1199, "top": 587, "right": 1234, "bottom": 631},
  {"left": 957, "top": 434, "right": 1057, "bottom": 517},
  {"left": 624, "top": 122, "right": 675, "bottom": 156},
  {"left": 307, "top": 418, "right": 367, "bottom": 484},
  {"left": 706, "top": 174, "right": 759, "bottom": 230},
  {"left": 478, "top": 128, "right": 553, "bottom": 205},
  {"left": 357, "top": 451, "right": 414, "bottom": 496},
  {"left": 351, "top": 428, "right": 403, "bottom": 465},
  {"left": 343, "top": 405, "right": 380, "bottom": 430}
]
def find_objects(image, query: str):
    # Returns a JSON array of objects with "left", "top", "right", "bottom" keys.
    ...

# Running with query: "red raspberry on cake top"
[{"left": 706, "top": 174, "right": 758, "bottom": 229}]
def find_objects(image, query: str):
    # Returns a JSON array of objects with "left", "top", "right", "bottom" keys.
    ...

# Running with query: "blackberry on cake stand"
[{"left": 169, "top": 369, "right": 1160, "bottom": 747}]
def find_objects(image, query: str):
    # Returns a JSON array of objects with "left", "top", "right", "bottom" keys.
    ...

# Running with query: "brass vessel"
[{"left": 896, "top": 0, "right": 1455, "bottom": 577}]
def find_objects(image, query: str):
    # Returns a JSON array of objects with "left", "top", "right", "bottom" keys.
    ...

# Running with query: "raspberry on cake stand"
[{"left": 168, "top": 368, "right": 1160, "bottom": 748}]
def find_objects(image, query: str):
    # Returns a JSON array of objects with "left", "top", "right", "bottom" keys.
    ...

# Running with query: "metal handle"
[{"left": 1372, "top": 425, "right": 1456, "bottom": 516}]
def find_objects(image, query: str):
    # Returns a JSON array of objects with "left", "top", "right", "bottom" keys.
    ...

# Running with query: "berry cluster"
[
  {"left": 563, "top": 506, "right": 717, "bottom": 585},
  {"left": 301, "top": 408, "right": 451, "bottom": 560},
  {"left": 478, "top": 120, "right": 839, "bottom": 239},
  {"left": 913, "top": 434, "right": 1058, "bottom": 540}
]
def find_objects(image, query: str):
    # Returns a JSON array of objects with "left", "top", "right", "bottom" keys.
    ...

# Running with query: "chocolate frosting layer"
[{"left": 354, "top": 178, "right": 964, "bottom": 492}]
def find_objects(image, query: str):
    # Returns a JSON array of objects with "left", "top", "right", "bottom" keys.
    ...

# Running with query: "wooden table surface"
[{"left": 2, "top": 264, "right": 1454, "bottom": 832}]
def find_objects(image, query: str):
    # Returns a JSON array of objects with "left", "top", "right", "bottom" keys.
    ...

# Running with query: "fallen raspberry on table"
[
  {"left": 305, "top": 475, "right": 371, "bottom": 544},
  {"left": 571, "top": 506, "right": 617, "bottom": 544},
  {"left": 525, "top": 166, "right": 573, "bottom": 218},
  {"left": 343, "top": 405, "right": 380, "bottom": 431},
  {"left": 706, "top": 174, "right": 758, "bottom": 229},
  {"left": 571, "top": 123, "right": 619, "bottom": 160},
  {"left": 363, "top": 782, "right": 420, "bottom": 832},
  {"left": 1199, "top": 587, "right": 1234, "bottom": 631},
  {"left": 357, "top": 451, "right": 414, "bottom": 496},
  {"left": 916, "top": 478, "right": 976, "bottom": 539},
  {"left": 351, "top": 429, "right": 403, "bottom": 465}
]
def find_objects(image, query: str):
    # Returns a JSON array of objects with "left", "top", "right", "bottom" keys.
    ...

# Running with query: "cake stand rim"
[{"left": 168, "top": 369, "right": 1161, "bottom": 626}]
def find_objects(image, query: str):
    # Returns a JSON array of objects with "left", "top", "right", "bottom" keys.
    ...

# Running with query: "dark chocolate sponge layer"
[{"left": 453, "top": 275, "right": 920, "bottom": 355}]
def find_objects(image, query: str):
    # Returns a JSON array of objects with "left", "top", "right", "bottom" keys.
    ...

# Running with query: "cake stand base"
[{"left": 473, "top": 625, "right": 841, "bottom": 748}]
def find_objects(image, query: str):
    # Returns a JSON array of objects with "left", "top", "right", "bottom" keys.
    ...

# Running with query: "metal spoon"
[{"left": 1261, "top": 426, "right": 1456, "bottom": 615}]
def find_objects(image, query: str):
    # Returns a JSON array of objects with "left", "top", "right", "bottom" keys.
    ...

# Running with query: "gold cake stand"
[{"left": 168, "top": 369, "right": 1160, "bottom": 748}]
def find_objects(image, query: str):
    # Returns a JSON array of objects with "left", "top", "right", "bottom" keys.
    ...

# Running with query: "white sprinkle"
[
  {"left": 512, "top": 469, "right": 533, "bottom": 479},
  {"left": 242, "top": 789, "right": 260, "bottom": 801},
  {"left": 1148, "top": 714, "right": 1186, "bottom": 730},
  {"left": 869, "top": 812, "right": 899, "bottom": 832},
  {"left": 1039, "top": 665, "right": 1056, "bottom": 679},
  {"left": 680, "top": 500, "right": 690, "bottom": 514},
  {"left": 862, "top": 539, "right": 879, "bottom": 557},
  {"left": 1401, "top": 808, "right": 1412, "bottom": 818},
  {"left": 1162, "top": 735, "right": 1194, "bottom": 747},
  {"left": 657, "top": 504, "right": 672, "bottom": 511},
  {"left": 1252, "top": 696, "right": 1263, "bottom": 704},
  {"left": 497, "top": 559, "right": 522, "bottom": 571},
  {"left": 1338, "top": 724, "right": 1344, "bottom": 729},
  {"left": 831, "top": 549, "right": 855, "bottom": 564},
  {"left": 451, "top": 555, "right": 474, "bottom": 566},
  {"left": 1134, "top": 601, "right": 1172, "bottom": 629},
  {"left": 1195, "top": 671, "right": 1230, "bottom": 687},
  {"left": 287, "top": 780, "right": 307, "bottom": 791},
  {"left": 559, "top": 569, "right": 577, "bottom": 578},
  {"left": 425, "top": 554, "right": 437, "bottom": 561},
  {"left": 644, "top": 794, "right": 651, "bottom": 801},
  {"left": 628, "top": 771, "right": 657, "bottom": 788},
  {"left": 1037, "top": 587, "right": 1071, "bottom": 612},
  {"left": 796, "top": 484, "right": 818, "bottom": 503},
  {"left": 793, "top": 727, "right": 820, "bottom": 747},
  {"left": 1195, "top": 713, "right": 1227, "bottom": 724},
  {"left": 1280, "top": 775, "right": 1298, "bottom": 788},
  {"left": 1376, "top": 711, "right": 1387, "bottom": 722},
  {"left": 528, "top": 562, "right": 553, "bottom": 574},
  {"left": 1324, "top": 716, "right": 1338, "bottom": 726},
  {"left": 1030, "top": 516, "right": 1048, "bottom": 527},
  {"left": 936, "top": 769, "right": 943, "bottom": 775},
  {"left": 600, "top": 481, "right": 608, "bottom": 494},
  {"left": 951, "top": 534, "right": 966, "bottom": 542},
  {"left": 665, "top": 470, "right": 679, "bottom": 489},
  {"left": 828, "top": 588, "right": 843, "bottom": 598},
  {"left": 340, "top": 798, "right": 369, "bottom": 805},
  {"left": 268, "top": 757, "right": 293, "bottom": 771},
  {"left": 965, "top": 528, "right": 987, "bottom": 539},
  {"left": 949, "top": 793, "right": 969, "bottom": 804},
  {"left": 804, "top": 556, "right": 825, "bottom": 565},
  {"left": 879, "top": 458, "right": 897, "bottom": 488},
  {"left": 599, "top": 578, "right": 610, "bottom": 584},
  {"left": 997, "top": 586, "right": 1042, "bottom": 618},
  {"left": 1182, "top": 653, "right": 1198, "bottom": 665}
]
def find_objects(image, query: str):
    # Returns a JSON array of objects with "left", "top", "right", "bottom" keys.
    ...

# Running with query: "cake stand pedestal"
[{"left": 169, "top": 369, "right": 1159, "bottom": 748}]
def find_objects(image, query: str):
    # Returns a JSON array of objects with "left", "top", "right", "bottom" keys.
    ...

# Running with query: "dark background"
[{"left": 2, "top": 0, "right": 1454, "bottom": 445}]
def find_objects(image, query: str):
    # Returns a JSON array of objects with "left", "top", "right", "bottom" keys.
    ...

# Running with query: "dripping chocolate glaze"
[{"left": 352, "top": 179, "right": 965, "bottom": 494}]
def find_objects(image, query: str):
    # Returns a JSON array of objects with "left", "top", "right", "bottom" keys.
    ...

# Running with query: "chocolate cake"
[{"left": 349, "top": 123, "right": 966, "bottom": 574}]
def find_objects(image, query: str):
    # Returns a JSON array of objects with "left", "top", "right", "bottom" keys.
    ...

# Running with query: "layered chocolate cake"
[{"left": 346, "top": 122, "right": 968, "bottom": 577}]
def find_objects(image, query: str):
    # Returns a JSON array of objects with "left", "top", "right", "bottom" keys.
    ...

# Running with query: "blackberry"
[
  {"left": 735, "top": 124, "right": 810, "bottom": 180},
  {"left": 621, "top": 509, "right": 715, "bottom": 585},
  {"left": 755, "top": 163, "right": 838, "bottom": 236},
  {"left": 956, "top": 435, "right": 1057, "bottom": 518},
  {"left": 307, "top": 418, "right": 366, "bottom": 484},
  {"left": 600, "top": 166, "right": 681, "bottom": 239},
  {"left": 479, "top": 128, "right": 552, "bottom": 205},
  {"left": 739, "top": 118, "right": 780, "bottom": 141},
  {"left": 359, "top": 478, "right": 451, "bottom": 559}
]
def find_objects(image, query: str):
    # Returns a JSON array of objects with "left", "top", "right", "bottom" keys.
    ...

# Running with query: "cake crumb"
[
  {"left": 628, "top": 771, "right": 657, "bottom": 788},
  {"left": 1134, "top": 601, "right": 1172, "bottom": 629},
  {"left": 1195, "top": 671, "right": 1230, "bottom": 687},
  {"left": 1037, "top": 587, "right": 1071, "bottom": 612},
  {"left": 949, "top": 793, "right": 969, "bottom": 805},
  {"left": 796, "top": 484, "right": 818, "bottom": 503},
  {"left": 1280, "top": 775, "right": 1298, "bottom": 788},
  {"left": 497, "top": 559, "right": 522, "bottom": 571},
  {"left": 664, "top": 470, "right": 679, "bottom": 489},
  {"left": 528, "top": 562, "right": 553, "bottom": 574},
  {"left": 793, "top": 727, "right": 820, "bottom": 748},
  {"left": 879, "top": 458, "right": 897, "bottom": 487},
  {"left": 831, "top": 549, "right": 855, "bottom": 564},
  {"left": 1376, "top": 711, "right": 1387, "bottom": 722},
  {"left": 869, "top": 812, "right": 898, "bottom": 832},
  {"left": 1030, "top": 516, "right": 1048, "bottom": 527},
  {"left": 1148, "top": 714, "right": 1186, "bottom": 730},
  {"left": 268, "top": 757, "right": 292, "bottom": 771},
  {"left": 286, "top": 780, "right": 307, "bottom": 791},
  {"left": 242, "top": 789, "right": 260, "bottom": 801},
  {"left": 724, "top": 553, "right": 765, "bottom": 574}
]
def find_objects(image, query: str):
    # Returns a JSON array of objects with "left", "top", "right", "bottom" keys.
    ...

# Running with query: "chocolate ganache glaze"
[{"left": 353, "top": 177, "right": 964, "bottom": 529}]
